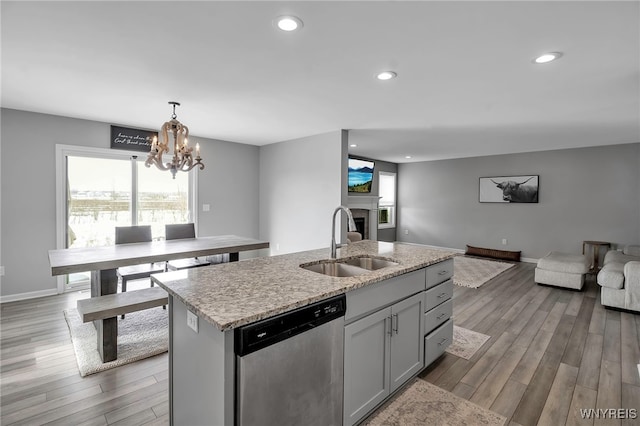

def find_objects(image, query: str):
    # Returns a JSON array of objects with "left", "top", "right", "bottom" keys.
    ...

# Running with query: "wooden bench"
[{"left": 77, "top": 287, "right": 169, "bottom": 322}]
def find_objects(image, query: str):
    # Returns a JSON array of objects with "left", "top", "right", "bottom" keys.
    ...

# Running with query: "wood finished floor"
[
  {"left": 420, "top": 262, "right": 640, "bottom": 426},
  {"left": 1, "top": 262, "right": 638, "bottom": 425}
]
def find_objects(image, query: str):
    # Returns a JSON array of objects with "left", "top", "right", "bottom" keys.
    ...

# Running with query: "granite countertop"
[{"left": 151, "top": 240, "right": 456, "bottom": 331}]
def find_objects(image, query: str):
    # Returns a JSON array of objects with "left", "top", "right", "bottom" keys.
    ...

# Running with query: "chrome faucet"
[{"left": 331, "top": 206, "right": 357, "bottom": 258}]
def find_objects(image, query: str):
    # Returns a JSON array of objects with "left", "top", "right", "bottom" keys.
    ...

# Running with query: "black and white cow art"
[{"left": 490, "top": 176, "right": 538, "bottom": 203}]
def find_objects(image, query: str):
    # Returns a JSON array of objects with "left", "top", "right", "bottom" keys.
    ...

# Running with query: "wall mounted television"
[{"left": 348, "top": 157, "right": 375, "bottom": 193}]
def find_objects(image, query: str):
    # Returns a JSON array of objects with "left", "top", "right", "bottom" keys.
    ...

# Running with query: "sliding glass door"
[{"left": 61, "top": 147, "right": 194, "bottom": 290}]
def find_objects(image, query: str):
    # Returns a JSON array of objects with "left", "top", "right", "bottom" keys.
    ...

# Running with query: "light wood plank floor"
[
  {"left": 1, "top": 262, "right": 638, "bottom": 425},
  {"left": 0, "top": 289, "right": 168, "bottom": 426},
  {"left": 421, "top": 261, "right": 640, "bottom": 426}
]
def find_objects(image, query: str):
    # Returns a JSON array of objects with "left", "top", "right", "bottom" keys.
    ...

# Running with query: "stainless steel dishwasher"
[{"left": 235, "top": 294, "right": 346, "bottom": 426}]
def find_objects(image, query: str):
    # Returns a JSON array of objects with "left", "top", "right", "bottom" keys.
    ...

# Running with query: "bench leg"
[
  {"left": 91, "top": 269, "right": 119, "bottom": 362},
  {"left": 95, "top": 317, "right": 118, "bottom": 362}
]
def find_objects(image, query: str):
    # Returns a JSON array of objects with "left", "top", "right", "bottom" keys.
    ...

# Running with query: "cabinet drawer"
[
  {"left": 346, "top": 269, "right": 426, "bottom": 323},
  {"left": 426, "top": 258, "right": 454, "bottom": 289},
  {"left": 424, "top": 299, "right": 452, "bottom": 334},
  {"left": 424, "top": 319, "right": 453, "bottom": 367},
  {"left": 424, "top": 279, "right": 453, "bottom": 312}
]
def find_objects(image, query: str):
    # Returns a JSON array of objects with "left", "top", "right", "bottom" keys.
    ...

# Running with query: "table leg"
[{"left": 90, "top": 269, "right": 118, "bottom": 362}]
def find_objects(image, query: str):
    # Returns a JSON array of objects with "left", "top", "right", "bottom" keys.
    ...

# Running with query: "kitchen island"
[{"left": 151, "top": 240, "right": 456, "bottom": 425}]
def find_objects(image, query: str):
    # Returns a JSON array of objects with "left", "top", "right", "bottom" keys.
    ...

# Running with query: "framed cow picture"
[{"left": 479, "top": 175, "right": 539, "bottom": 203}]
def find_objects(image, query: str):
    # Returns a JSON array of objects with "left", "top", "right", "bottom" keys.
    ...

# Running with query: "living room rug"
[
  {"left": 445, "top": 326, "right": 491, "bottom": 360},
  {"left": 453, "top": 255, "right": 515, "bottom": 289},
  {"left": 363, "top": 378, "right": 507, "bottom": 425},
  {"left": 63, "top": 306, "right": 168, "bottom": 377}
]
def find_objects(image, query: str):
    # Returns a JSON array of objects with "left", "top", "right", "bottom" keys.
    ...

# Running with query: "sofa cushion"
[
  {"left": 597, "top": 262, "right": 625, "bottom": 289},
  {"left": 537, "top": 251, "right": 590, "bottom": 274},
  {"left": 603, "top": 250, "right": 640, "bottom": 265}
]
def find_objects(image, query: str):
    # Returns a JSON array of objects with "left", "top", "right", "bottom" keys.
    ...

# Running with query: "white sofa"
[{"left": 597, "top": 244, "right": 640, "bottom": 312}]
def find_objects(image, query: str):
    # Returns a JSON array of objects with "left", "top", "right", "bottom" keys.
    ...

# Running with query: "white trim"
[
  {"left": 191, "top": 166, "right": 199, "bottom": 231},
  {"left": 378, "top": 171, "right": 396, "bottom": 230},
  {"left": 396, "top": 242, "right": 538, "bottom": 264},
  {"left": 55, "top": 145, "right": 136, "bottom": 293},
  {"left": 0, "top": 288, "right": 58, "bottom": 304},
  {"left": 54, "top": 144, "right": 200, "bottom": 292}
]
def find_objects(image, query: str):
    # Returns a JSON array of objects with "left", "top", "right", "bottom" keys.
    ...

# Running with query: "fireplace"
[
  {"left": 348, "top": 195, "right": 379, "bottom": 241},
  {"left": 351, "top": 212, "right": 368, "bottom": 240}
]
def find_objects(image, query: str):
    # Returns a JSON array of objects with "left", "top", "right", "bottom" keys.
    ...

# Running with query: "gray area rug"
[
  {"left": 64, "top": 306, "right": 168, "bottom": 376},
  {"left": 364, "top": 378, "right": 507, "bottom": 426},
  {"left": 453, "top": 256, "right": 515, "bottom": 289},
  {"left": 446, "top": 326, "right": 491, "bottom": 360}
]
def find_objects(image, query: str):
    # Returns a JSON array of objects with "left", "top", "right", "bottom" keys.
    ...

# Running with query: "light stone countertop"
[{"left": 151, "top": 240, "right": 456, "bottom": 331}]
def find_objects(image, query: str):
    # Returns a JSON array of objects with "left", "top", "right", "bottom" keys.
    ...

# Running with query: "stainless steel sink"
[
  {"left": 301, "top": 261, "right": 370, "bottom": 277},
  {"left": 300, "top": 256, "right": 399, "bottom": 277},
  {"left": 341, "top": 256, "right": 399, "bottom": 270}
]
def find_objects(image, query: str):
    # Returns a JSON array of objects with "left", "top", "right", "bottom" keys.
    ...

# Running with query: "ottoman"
[{"left": 535, "top": 251, "right": 590, "bottom": 290}]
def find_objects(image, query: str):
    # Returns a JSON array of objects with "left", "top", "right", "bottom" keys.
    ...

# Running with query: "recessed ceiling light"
[
  {"left": 350, "top": 144, "right": 357, "bottom": 148},
  {"left": 405, "top": 155, "right": 412, "bottom": 159},
  {"left": 533, "top": 52, "right": 563, "bottom": 64},
  {"left": 276, "top": 16, "right": 303, "bottom": 32},
  {"left": 377, "top": 71, "right": 397, "bottom": 81}
]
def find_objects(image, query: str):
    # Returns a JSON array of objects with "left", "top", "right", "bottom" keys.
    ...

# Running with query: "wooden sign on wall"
[{"left": 110, "top": 125, "right": 157, "bottom": 153}]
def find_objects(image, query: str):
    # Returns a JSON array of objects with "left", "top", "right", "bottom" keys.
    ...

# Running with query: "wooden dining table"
[{"left": 49, "top": 235, "right": 269, "bottom": 362}]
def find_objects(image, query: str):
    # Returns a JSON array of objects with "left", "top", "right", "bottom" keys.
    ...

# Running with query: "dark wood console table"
[{"left": 582, "top": 240, "right": 611, "bottom": 273}]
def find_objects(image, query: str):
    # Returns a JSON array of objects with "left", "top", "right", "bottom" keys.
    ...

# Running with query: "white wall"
[
  {"left": 397, "top": 143, "right": 640, "bottom": 259},
  {"left": 259, "top": 131, "right": 346, "bottom": 255},
  {"left": 0, "top": 108, "right": 261, "bottom": 300}
]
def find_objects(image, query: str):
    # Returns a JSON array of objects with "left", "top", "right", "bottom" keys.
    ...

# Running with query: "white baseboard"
[
  {"left": 0, "top": 288, "right": 59, "bottom": 304},
  {"left": 397, "top": 241, "right": 539, "bottom": 264}
]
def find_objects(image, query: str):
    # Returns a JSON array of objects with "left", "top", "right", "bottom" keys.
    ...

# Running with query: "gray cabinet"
[
  {"left": 343, "top": 307, "right": 390, "bottom": 426},
  {"left": 344, "top": 292, "right": 424, "bottom": 426},
  {"left": 389, "top": 293, "right": 425, "bottom": 392},
  {"left": 423, "top": 274, "right": 454, "bottom": 368}
]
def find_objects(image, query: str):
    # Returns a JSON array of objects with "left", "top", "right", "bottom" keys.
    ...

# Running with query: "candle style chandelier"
[{"left": 145, "top": 101, "right": 204, "bottom": 179}]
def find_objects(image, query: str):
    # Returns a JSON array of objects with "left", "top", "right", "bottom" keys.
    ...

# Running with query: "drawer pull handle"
[
  {"left": 437, "top": 292, "right": 448, "bottom": 298},
  {"left": 437, "top": 313, "right": 447, "bottom": 320},
  {"left": 438, "top": 270, "right": 448, "bottom": 275},
  {"left": 438, "top": 338, "right": 449, "bottom": 346},
  {"left": 392, "top": 314, "right": 399, "bottom": 334}
]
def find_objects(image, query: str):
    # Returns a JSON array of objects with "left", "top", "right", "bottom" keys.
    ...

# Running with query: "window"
[
  {"left": 56, "top": 145, "right": 197, "bottom": 291},
  {"left": 378, "top": 171, "right": 396, "bottom": 229}
]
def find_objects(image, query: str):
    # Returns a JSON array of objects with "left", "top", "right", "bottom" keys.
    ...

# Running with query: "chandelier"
[{"left": 145, "top": 101, "right": 204, "bottom": 179}]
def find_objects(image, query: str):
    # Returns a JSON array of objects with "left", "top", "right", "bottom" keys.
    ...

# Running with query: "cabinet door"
[
  {"left": 389, "top": 292, "right": 425, "bottom": 393},
  {"left": 343, "top": 307, "right": 391, "bottom": 426}
]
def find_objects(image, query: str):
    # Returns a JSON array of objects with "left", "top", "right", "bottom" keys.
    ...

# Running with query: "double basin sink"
[{"left": 300, "top": 255, "right": 399, "bottom": 277}]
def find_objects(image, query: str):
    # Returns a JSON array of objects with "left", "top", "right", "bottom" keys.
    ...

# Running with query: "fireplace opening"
[
  {"left": 353, "top": 218, "right": 365, "bottom": 239},
  {"left": 350, "top": 209, "right": 369, "bottom": 239}
]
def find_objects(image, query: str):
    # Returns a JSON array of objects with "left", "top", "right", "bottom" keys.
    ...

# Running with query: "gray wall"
[
  {"left": 0, "top": 108, "right": 260, "bottom": 299},
  {"left": 259, "top": 131, "right": 345, "bottom": 255},
  {"left": 397, "top": 143, "right": 640, "bottom": 260}
]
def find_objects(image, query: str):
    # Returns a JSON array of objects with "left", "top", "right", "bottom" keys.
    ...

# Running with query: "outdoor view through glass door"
[{"left": 65, "top": 155, "right": 190, "bottom": 288}]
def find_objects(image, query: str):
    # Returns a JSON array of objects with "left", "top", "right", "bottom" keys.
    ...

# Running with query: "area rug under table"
[
  {"left": 364, "top": 378, "right": 507, "bottom": 426},
  {"left": 453, "top": 256, "right": 515, "bottom": 289},
  {"left": 63, "top": 306, "right": 168, "bottom": 377},
  {"left": 445, "top": 325, "right": 491, "bottom": 360}
]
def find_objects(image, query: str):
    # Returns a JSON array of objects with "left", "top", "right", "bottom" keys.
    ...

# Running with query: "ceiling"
[{"left": 2, "top": 1, "right": 638, "bottom": 163}]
